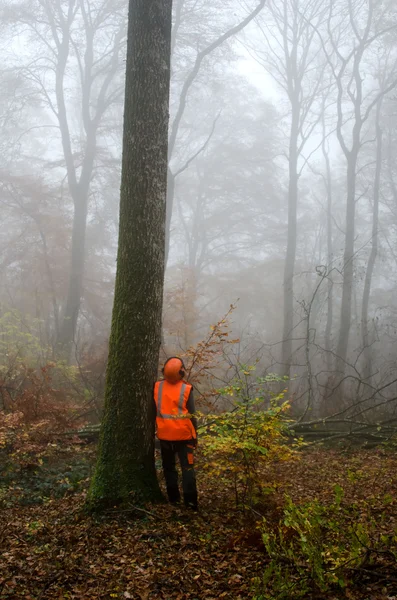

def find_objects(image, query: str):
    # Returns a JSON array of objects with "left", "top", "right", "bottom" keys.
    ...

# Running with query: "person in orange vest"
[{"left": 154, "top": 357, "right": 198, "bottom": 510}]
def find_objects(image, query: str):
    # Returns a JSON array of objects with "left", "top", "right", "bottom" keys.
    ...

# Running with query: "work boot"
[
  {"left": 184, "top": 491, "right": 198, "bottom": 511},
  {"left": 167, "top": 486, "right": 181, "bottom": 505}
]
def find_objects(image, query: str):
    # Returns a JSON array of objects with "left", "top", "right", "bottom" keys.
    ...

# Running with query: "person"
[{"left": 154, "top": 357, "right": 198, "bottom": 510}]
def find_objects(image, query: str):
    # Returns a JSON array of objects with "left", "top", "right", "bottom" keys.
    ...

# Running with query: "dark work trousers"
[{"left": 160, "top": 440, "right": 198, "bottom": 509}]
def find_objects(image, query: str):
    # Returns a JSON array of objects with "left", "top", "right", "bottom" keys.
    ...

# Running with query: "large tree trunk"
[
  {"left": 88, "top": 0, "right": 172, "bottom": 509},
  {"left": 361, "top": 100, "right": 383, "bottom": 382},
  {"left": 281, "top": 107, "right": 299, "bottom": 377}
]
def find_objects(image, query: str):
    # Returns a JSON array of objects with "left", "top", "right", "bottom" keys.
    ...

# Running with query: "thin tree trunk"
[
  {"left": 38, "top": 228, "right": 60, "bottom": 346},
  {"left": 387, "top": 128, "right": 397, "bottom": 211},
  {"left": 322, "top": 132, "right": 333, "bottom": 371},
  {"left": 58, "top": 189, "right": 89, "bottom": 355},
  {"left": 165, "top": 168, "right": 175, "bottom": 265},
  {"left": 58, "top": 133, "right": 96, "bottom": 355},
  {"left": 87, "top": 0, "right": 172, "bottom": 509},
  {"left": 336, "top": 153, "right": 357, "bottom": 374},
  {"left": 361, "top": 99, "right": 383, "bottom": 381},
  {"left": 181, "top": 267, "right": 197, "bottom": 348},
  {"left": 281, "top": 107, "right": 299, "bottom": 377}
]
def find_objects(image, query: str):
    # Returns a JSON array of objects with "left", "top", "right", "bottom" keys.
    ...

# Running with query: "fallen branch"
[{"left": 105, "top": 503, "right": 167, "bottom": 521}]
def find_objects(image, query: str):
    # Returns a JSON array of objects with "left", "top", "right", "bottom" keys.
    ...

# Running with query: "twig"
[
  {"left": 37, "top": 571, "right": 62, "bottom": 599},
  {"left": 347, "top": 567, "right": 397, "bottom": 583},
  {"left": 105, "top": 504, "right": 167, "bottom": 521}
]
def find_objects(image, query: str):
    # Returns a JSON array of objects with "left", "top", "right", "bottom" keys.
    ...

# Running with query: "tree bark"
[
  {"left": 87, "top": 0, "right": 172, "bottom": 509},
  {"left": 361, "top": 99, "right": 383, "bottom": 381}
]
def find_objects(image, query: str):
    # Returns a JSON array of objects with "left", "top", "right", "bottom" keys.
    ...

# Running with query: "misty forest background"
[
  {"left": 1, "top": 0, "right": 397, "bottom": 432},
  {"left": 2, "top": 2, "right": 397, "bottom": 599}
]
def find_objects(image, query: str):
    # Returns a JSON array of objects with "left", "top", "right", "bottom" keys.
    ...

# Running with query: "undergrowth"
[
  {"left": 254, "top": 486, "right": 397, "bottom": 599},
  {"left": 201, "top": 367, "right": 298, "bottom": 510}
]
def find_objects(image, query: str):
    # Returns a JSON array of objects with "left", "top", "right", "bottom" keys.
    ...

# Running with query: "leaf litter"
[{"left": 0, "top": 447, "right": 396, "bottom": 599}]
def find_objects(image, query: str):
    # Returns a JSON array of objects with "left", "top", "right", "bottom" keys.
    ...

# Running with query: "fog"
[{"left": 1, "top": 0, "right": 397, "bottom": 431}]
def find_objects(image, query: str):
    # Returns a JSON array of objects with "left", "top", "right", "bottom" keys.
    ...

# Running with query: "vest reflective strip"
[
  {"left": 178, "top": 383, "right": 187, "bottom": 413},
  {"left": 156, "top": 382, "right": 189, "bottom": 419},
  {"left": 157, "top": 381, "right": 164, "bottom": 416}
]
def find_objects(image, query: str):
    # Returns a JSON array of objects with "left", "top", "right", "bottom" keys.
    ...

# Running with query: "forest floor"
[{"left": 1, "top": 446, "right": 397, "bottom": 600}]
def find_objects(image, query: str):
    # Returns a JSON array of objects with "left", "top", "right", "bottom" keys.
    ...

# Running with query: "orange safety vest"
[{"left": 154, "top": 380, "right": 196, "bottom": 441}]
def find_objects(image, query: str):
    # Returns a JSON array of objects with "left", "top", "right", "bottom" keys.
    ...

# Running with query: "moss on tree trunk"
[{"left": 87, "top": 0, "right": 172, "bottom": 510}]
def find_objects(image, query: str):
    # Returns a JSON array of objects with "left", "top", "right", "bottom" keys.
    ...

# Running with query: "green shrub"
[
  {"left": 254, "top": 486, "right": 397, "bottom": 599},
  {"left": 201, "top": 368, "right": 297, "bottom": 509}
]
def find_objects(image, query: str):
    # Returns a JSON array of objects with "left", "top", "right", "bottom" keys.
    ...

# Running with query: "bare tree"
[
  {"left": 361, "top": 96, "right": 383, "bottom": 382},
  {"left": 1, "top": 0, "right": 126, "bottom": 356},
  {"left": 169, "top": 84, "right": 281, "bottom": 348},
  {"left": 166, "top": 0, "right": 267, "bottom": 262},
  {"left": 320, "top": 115, "right": 335, "bottom": 370},
  {"left": 244, "top": 0, "right": 328, "bottom": 376},
  {"left": 315, "top": 0, "right": 397, "bottom": 376}
]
